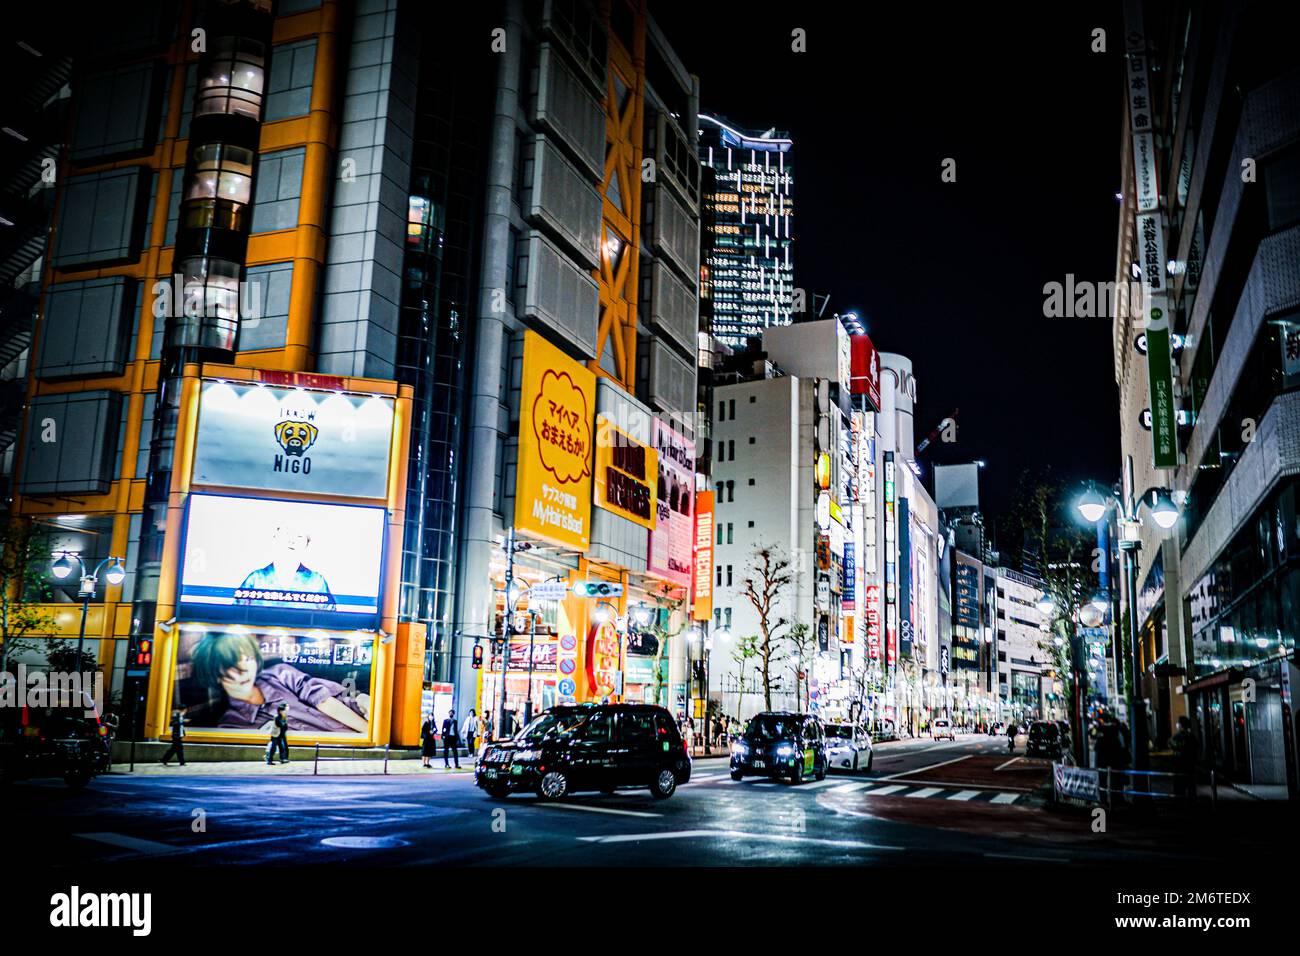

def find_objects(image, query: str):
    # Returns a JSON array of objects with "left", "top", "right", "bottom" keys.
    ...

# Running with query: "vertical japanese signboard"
[
  {"left": 692, "top": 490, "right": 715, "bottom": 621},
  {"left": 594, "top": 414, "right": 657, "bottom": 529},
  {"left": 1126, "top": 0, "right": 1178, "bottom": 469},
  {"left": 514, "top": 331, "right": 596, "bottom": 550}
]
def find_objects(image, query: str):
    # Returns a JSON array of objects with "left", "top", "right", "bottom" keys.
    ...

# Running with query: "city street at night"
[
  {"left": 7, "top": 736, "right": 1282, "bottom": 869},
  {"left": 2, "top": 0, "right": 1296, "bottom": 941}
]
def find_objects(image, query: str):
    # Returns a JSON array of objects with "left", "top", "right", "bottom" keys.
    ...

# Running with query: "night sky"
[{"left": 657, "top": 2, "right": 1126, "bottom": 530}]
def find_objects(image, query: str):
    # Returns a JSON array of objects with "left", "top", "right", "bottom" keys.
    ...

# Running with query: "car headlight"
[
  {"left": 731, "top": 741, "right": 748, "bottom": 755},
  {"left": 775, "top": 744, "right": 794, "bottom": 758}
]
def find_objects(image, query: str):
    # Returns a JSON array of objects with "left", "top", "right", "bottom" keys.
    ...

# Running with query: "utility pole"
[{"left": 496, "top": 526, "right": 515, "bottom": 741}]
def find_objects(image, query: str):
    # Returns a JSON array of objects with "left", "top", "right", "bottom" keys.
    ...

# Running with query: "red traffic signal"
[
  {"left": 135, "top": 639, "right": 152, "bottom": 667},
  {"left": 471, "top": 643, "right": 484, "bottom": 670}
]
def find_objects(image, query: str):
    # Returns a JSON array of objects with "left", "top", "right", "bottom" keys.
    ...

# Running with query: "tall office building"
[
  {"left": 0, "top": 0, "right": 705, "bottom": 745},
  {"left": 698, "top": 114, "right": 793, "bottom": 350},
  {"left": 1113, "top": 0, "right": 1299, "bottom": 793}
]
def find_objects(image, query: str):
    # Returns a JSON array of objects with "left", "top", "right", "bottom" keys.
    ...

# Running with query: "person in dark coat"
[
  {"left": 266, "top": 703, "right": 290, "bottom": 764},
  {"left": 1170, "top": 715, "right": 1199, "bottom": 800},
  {"left": 161, "top": 709, "right": 186, "bottom": 766},
  {"left": 420, "top": 715, "right": 438, "bottom": 768},
  {"left": 441, "top": 711, "right": 460, "bottom": 768}
]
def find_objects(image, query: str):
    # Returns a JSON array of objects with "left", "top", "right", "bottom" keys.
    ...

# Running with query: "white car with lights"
[{"left": 823, "top": 722, "right": 873, "bottom": 772}]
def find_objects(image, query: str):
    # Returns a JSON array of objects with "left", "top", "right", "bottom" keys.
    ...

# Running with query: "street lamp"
[
  {"left": 1074, "top": 481, "right": 1182, "bottom": 774},
  {"left": 1035, "top": 592, "right": 1055, "bottom": 616},
  {"left": 50, "top": 552, "right": 127, "bottom": 677}
]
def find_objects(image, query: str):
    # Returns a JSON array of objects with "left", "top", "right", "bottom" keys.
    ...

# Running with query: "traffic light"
[
  {"left": 134, "top": 638, "right": 152, "bottom": 667},
  {"left": 471, "top": 643, "right": 484, "bottom": 670},
  {"left": 573, "top": 580, "right": 623, "bottom": 598}
]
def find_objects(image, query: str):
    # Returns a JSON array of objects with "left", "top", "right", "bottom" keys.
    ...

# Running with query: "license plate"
[
  {"left": 753, "top": 760, "right": 765, "bottom": 769},
  {"left": 484, "top": 769, "right": 498, "bottom": 779}
]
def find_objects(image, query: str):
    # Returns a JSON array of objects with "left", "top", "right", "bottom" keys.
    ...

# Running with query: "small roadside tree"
[
  {"left": 740, "top": 545, "right": 793, "bottom": 709},
  {"left": 730, "top": 635, "right": 759, "bottom": 721},
  {"left": 785, "top": 621, "right": 817, "bottom": 711},
  {"left": 1, "top": 518, "right": 58, "bottom": 676}
]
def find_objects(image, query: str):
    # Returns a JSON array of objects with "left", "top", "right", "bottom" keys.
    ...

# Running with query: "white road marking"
[
  {"left": 75, "top": 832, "right": 182, "bottom": 856},
  {"left": 948, "top": 790, "right": 982, "bottom": 801},
  {"left": 577, "top": 829, "right": 903, "bottom": 850},
  {"left": 990, "top": 792, "right": 1020, "bottom": 804},
  {"left": 830, "top": 782, "right": 871, "bottom": 793},
  {"left": 797, "top": 779, "right": 840, "bottom": 791},
  {"left": 752, "top": 782, "right": 778, "bottom": 787},
  {"left": 985, "top": 852, "right": 1068, "bottom": 863},
  {"left": 879, "top": 753, "right": 972, "bottom": 780},
  {"left": 866, "top": 784, "right": 907, "bottom": 796},
  {"left": 542, "top": 803, "right": 662, "bottom": 819},
  {"left": 993, "top": 757, "right": 1024, "bottom": 772},
  {"left": 905, "top": 787, "right": 944, "bottom": 799}
]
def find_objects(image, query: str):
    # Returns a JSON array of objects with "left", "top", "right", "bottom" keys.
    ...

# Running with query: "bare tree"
[
  {"left": 1, "top": 518, "right": 57, "bottom": 676},
  {"left": 730, "top": 635, "right": 759, "bottom": 720},
  {"left": 740, "top": 545, "right": 793, "bottom": 710},
  {"left": 785, "top": 621, "right": 817, "bottom": 711}
]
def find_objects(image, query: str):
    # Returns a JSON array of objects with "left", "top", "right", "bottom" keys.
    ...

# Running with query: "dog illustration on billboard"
[{"left": 274, "top": 418, "right": 318, "bottom": 475}]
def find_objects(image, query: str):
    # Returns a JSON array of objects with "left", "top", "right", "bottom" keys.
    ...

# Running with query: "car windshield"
[
  {"left": 746, "top": 716, "right": 799, "bottom": 741},
  {"left": 517, "top": 709, "right": 590, "bottom": 742},
  {"left": 1029, "top": 723, "right": 1057, "bottom": 739},
  {"left": 824, "top": 725, "right": 853, "bottom": 740},
  {"left": 934, "top": 720, "right": 949, "bottom": 727}
]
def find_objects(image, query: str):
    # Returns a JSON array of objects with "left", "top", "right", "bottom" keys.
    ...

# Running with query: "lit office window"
[{"left": 196, "top": 37, "right": 266, "bottom": 120}]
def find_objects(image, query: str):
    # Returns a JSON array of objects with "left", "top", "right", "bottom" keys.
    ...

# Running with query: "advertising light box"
[
  {"left": 191, "top": 380, "right": 394, "bottom": 499},
  {"left": 172, "top": 625, "right": 375, "bottom": 736},
  {"left": 178, "top": 493, "right": 386, "bottom": 628}
]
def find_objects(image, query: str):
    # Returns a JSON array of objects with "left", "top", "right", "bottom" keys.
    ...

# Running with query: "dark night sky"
[{"left": 656, "top": 2, "right": 1126, "bottom": 533}]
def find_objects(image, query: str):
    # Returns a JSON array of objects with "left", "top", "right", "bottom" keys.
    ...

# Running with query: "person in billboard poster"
[
  {"left": 235, "top": 523, "right": 337, "bottom": 611},
  {"left": 185, "top": 630, "right": 370, "bottom": 734}
]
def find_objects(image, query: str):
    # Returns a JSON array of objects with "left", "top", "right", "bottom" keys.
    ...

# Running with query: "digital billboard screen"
[
  {"left": 172, "top": 625, "right": 374, "bottom": 736},
  {"left": 178, "top": 494, "right": 386, "bottom": 629}
]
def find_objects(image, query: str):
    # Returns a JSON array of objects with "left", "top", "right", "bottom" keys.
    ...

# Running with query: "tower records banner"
[
  {"left": 514, "top": 330, "right": 596, "bottom": 551},
  {"left": 192, "top": 380, "right": 394, "bottom": 499}
]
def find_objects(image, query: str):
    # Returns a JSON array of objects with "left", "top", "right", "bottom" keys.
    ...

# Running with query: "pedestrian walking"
[
  {"left": 266, "top": 703, "right": 290, "bottom": 764},
  {"left": 160, "top": 709, "right": 186, "bottom": 766},
  {"left": 1007, "top": 721, "right": 1017, "bottom": 753},
  {"left": 1170, "top": 715, "right": 1199, "bottom": 801},
  {"left": 101, "top": 708, "right": 120, "bottom": 771},
  {"left": 441, "top": 710, "right": 460, "bottom": 768},
  {"left": 482, "top": 712, "right": 495, "bottom": 743},
  {"left": 463, "top": 708, "right": 480, "bottom": 755},
  {"left": 420, "top": 714, "right": 438, "bottom": 768}
]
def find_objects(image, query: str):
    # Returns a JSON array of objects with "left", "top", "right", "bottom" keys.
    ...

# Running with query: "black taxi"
[
  {"left": 475, "top": 703, "right": 691, "bottom": 800},
  {"left": 729, "top": 711, "right": 828, "bottom": 784}
]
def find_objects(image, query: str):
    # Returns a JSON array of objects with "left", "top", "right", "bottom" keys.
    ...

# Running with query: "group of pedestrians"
[
  {"left": 159, "top": 703, "right": 292, "bottom": 767},
  {"left": 420, "top": 708, "right": 498, "bottom": 769}
]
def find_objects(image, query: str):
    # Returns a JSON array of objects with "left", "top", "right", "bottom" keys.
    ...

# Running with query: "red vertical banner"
[{"left": 692, "top": 490, "right": 715, "bottom": 622}]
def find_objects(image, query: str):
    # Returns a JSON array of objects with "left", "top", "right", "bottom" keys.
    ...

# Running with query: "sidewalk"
[{"left": 111, "top": 759, "right": 473, "bottom": 777}]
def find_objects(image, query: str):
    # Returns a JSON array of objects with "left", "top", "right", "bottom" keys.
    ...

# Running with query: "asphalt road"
[{"left": 5, "top": 734, "right": 1259, "bottom": 869}]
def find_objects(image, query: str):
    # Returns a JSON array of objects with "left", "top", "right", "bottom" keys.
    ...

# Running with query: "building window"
[
  {"left": 747, "top": 520, "right": 754, "bottom": 528},
  {"left": 726, "top": 480, "right": 735, "bottom": 501},
  {"left": 748, "top": 436, "right": 755, "bottom": 444},
  {"left": 182, "top": 143, "right": 255, "bottom": 233},
  {"left": 728, "top": 399, "right": 735, "bottom": 418},
  {"left": 726, "top": 523, "right": 733, "bottom": 544},
  {"left": 716, "top": 564, "right": 723, "bottom": 587},
  {"left": 747, "top": 478, "right": 755, "bottom": 486},
  {"left": 52, "top": 167, "right": 146, "bottom": 268},
  {"left": 251, "top": 147, "right": 306, "bottom": 232},
  {"left": 728, "top": 439, "right": 735, "bottom": 459},
  {"left": 749, "top": 395, "right": 756, "bottom": 403},
  {"left": 265, "top": 39, "right": 317, "bottom": 122},
  {"left": 717, "top": 400, "right": 725, "bottom": 421},
  {"left": 716, "top": 522, "right": 723, "bottom": 546},
  {"left": 240, "top": 261, "right": 293, "bottom": 350},
  {"left": 726, "top": 565, "right": 733, "bottom": 586}
]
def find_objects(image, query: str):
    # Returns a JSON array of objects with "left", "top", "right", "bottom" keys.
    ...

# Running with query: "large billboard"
[
  {"left": 647, "top": 420, "right": 694, "bottom": 587},
  {"left": 191, "top": 380, "right": 394, "bottom": 499},
  {"left": 172, "top": 625, "right": 374, "bottom": 736},
  {"left": 178, "top": 493, "right": 386, "bottom": 628},
  {"left": 514, "top": 330, "right": 596, "bottom": 551}
]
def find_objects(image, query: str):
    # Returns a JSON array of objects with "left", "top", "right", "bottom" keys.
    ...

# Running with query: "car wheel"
[
  {"left": 730, "top": 769, "right": 744, "bottom": 781},
  {"left": 484, "top": 782, "right": 510, "bottom": 799},
  {"left": 537, "top": 770, "right": 569, "bottom": 800},
  {"left": 814, "top": 756, "right": 826, "bottom": 781},
  {"left": 789, "top": 761, "right": 803, "bottom": 785},
  {"left": 867, "top": 752, "right": 874, "bottom": 771},
  {"left": 650, "top": 768, "right": 677, "bottom": 799}
]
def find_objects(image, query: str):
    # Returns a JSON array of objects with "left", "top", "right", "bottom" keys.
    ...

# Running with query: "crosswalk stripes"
[{"left": 686, "top": 775, "right": 1023, "bottom": 805}]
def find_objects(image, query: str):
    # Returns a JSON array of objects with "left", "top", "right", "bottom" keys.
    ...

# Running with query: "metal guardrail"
[
  {"left": 313, "top": 743, "right": 390, "bottom": 776},
  {"left": 1096, "top": 766, "right": 1213, "bottom": 808}
]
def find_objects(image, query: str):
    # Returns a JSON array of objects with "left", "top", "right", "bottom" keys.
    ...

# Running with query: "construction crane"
[{"left": 915, "top": 407, "right": 959, "bottom": 458}]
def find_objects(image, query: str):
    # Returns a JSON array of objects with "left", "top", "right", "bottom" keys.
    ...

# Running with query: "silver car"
[{"left": 824, "top": 723, "right": 874, "bottom": 773}]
